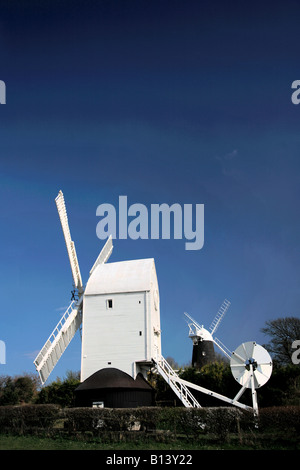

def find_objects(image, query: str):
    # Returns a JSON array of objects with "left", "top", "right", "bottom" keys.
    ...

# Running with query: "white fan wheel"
[{"left": 230, "top": 341, "right": 273, "bottom": 388}]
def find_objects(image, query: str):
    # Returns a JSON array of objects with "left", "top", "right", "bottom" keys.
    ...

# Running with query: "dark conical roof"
[{"left": 75, "top": 368, "right": 153, "bottom": 392}]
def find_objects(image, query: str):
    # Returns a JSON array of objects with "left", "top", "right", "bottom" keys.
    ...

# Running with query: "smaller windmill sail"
[
  {"left": 89, "top": 235, "right": 113, "bottom": 276},
  {"left": 209, "top": 299, "right": 231, "bottom": 336},
  {"left": 34, "top": 299, "right": 82, "bottom": 384},
  {"left": 55, "top": 190, "right": 83, "bottom": 292}
]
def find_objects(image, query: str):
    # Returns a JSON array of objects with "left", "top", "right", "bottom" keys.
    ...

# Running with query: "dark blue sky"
[{"left": 0, "top": 0, "right": 300, "bottom": 380}]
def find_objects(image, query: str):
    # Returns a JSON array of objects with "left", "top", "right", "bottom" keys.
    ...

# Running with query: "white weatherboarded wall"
[{"left": 81, "top": 258, "right": 161, "bottom": 381}]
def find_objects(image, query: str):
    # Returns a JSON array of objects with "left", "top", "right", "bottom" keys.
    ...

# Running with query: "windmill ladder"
[{"left": 153, "top": 354, "right": 201, "bottom": 408}]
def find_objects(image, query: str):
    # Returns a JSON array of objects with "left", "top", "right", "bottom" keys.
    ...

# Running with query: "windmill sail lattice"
[
  {"left": 90, "top": 235, "right": 113, "bottom": 276},
  {"left": 34, "top": 299, "right": 83, "bottom": 384},
  {"left": 209, "top": 299, "right": 231, "bottom": 335},
  {"left": 55, "top": 190, "right": 83, "bottom": 292}
]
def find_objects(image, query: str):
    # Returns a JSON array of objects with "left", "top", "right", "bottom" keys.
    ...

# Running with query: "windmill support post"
[
  {"left": 153, "top": 355, "right": 255, "bottom": 414},
  {"left": 175, "top": 376, "right": 253, "bottom": 413}
]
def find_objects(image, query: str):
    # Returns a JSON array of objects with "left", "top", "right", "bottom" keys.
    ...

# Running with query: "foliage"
[
  {"left": 0, "top": 405, "right": 243, "bottom": 441},
  {"left": 0, "top": 374, "right": 39, "bottom": 406},
  {"left": 64, "top": 406, "right": 245, "bottom": 442},
  {"left": 0, "top": 404, "right": 299, "bottom": 448},
  {"left": 64, "top": 407, "right": 161, "bottom": 434},
  {"left": 178, "top": 362, "right": 250, "bottom": 407},
  {"left": 259, "top": 406, "right": 300, "bottom": 433},
  {"left": 258, "top": 363, "right": 300, "bottom": 407},
  {"left": 0, "top": 404, "right": 61, "bottom": 435},
  {"left": 36, "top": 371, "right": 80, "bottom": 407},
  {"left": 261, "top": 317, "right": 300, "bottom": 365}
]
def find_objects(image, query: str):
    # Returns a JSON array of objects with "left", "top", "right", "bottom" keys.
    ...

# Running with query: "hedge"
[
  {"left": 258, "top": 406, "right": 300, "bottom": 433},
  {"left": 0, "top": 404, "right": 61, "bottom": 435},
  {"left": 0, "top": 405, "right": 299, "bottom": 442}
]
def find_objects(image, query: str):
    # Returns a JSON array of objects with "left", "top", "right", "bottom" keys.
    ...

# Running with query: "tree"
[
  {"left": 261, "top": 317, "right": 300, "bottom": 365},
  {"left": 165, "top": 357, "right": 179, "bottom": 370},
  {"left": 180, "top": 362, "right": 245, "bottom": 407},
  {"left": 258, "top": 363, "right": 300, "bottom": 407},
  {"left": 0, "top": 376, "right": 18, "bottom": 405},
  {"left": 36, "top": 370, "right": 80, "bottom": 407},
  {"left": 0, "top": 374, "right": 39, "bottom": 405}
]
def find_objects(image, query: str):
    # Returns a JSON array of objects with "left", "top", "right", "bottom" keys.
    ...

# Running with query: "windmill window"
[{"left": 107, "top": 299, "right": 113, "bottom": 309}]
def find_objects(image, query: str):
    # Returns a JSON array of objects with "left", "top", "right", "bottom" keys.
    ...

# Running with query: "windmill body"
[
  {"left": 185, "top": 299, "right": 231, "bottom": 369},
  {"left": 191, "top": 335, "right": 215, "bottom": 370},
  {"left": 81, "top": 258, "right": 161, "bottom": 381}
]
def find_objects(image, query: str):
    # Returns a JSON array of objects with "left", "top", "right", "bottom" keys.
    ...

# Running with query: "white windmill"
[
  {"left": 34, "top": 191, "right": 161, "bottom": 407},
  {"left": 153, "top": 339, "right": 273, "bottom": 416},
  {"left": 172, "top": 300, "right": 273, "bottom": 415},
  {"left": 184, "top": 299, "right": 231, "bottom": 369}
]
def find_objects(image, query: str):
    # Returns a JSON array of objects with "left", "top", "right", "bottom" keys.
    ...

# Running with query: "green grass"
[
  {"left": 0, "top": 433, "right": 298, "bottom": 450},
  {"left": 0, "top": 434, "right": 219, "bottom": 450}
]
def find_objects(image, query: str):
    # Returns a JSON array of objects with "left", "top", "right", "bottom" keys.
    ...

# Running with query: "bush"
[
  {"left": 0, "top": 404, "right": 61, "bottom": 435},
  {"left": 203, "top": 407, "right": 244, "bottom": 440},
  {"left": 36, "top": 373, "right": 80, "bottom": 407},
  {"left": 63, "top": 407, "right": 160, "bottom": 434},
  {"left": 259, "top": 406, "right": 300, "bottom": 433},
  {"left": 0, "top": 374, "right": 39, "bottom": 406},
  {"left": 0, "top": 404, "right": 299, "bottom": 444}
]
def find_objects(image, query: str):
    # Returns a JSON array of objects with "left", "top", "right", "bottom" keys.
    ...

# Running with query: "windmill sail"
[
  {"left": 89, "top": 235, "right": 113, "bottom": 276},
  {"left": 209, "top": 299, "right": 231, "bottom": 335},
  {"left": 34, "top": 299, "right": 82, "bottom": 384},
  {"left": 55, "top": 190, "right": 83, "bottom": 292},
  {"left": 34, "top": 192, "right": 116, "bottom": 385}
]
